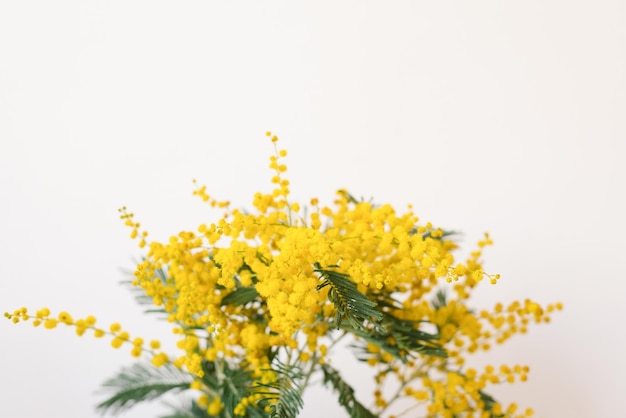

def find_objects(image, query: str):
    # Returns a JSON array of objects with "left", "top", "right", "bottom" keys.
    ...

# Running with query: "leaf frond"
[
  {"left": 320, "top": 363, "right": 378, "bottom": 418},
  {"left": 314, "top": 263, "right": 383, "bottom": 331},
  {"left": 478, "top": 390, "right": 506, "bottom": 418},
  {"left": 347, "top": 310, "right": 446, "bottom": 364},
  {"left": 97, "top": 362, "right": 193, "bottom": 415},
  {"left": 221, "top": 286, "right": 260, "bottom": 307},
  {"left": 220, "top": 361, "right": 264, "bottom": 417},
  {"left": 253, "top": 361, "right": 304, "bottom": 418}
]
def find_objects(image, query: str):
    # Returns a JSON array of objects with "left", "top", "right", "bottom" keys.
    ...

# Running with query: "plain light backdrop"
[{"left": 1, "top": 1, "right": 624, "bottom": 417}]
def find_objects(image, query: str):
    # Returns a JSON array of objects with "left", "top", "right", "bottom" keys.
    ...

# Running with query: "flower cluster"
[
  {"left": 4, "top": 307, "right": 167, "bottom": 364},
  {"left": 5, "top": 132, "right": 561, "bottom": 418}
]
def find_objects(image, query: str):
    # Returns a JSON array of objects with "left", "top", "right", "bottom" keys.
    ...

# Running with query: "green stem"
[
  {"left": 394, "top": 401, "right": 427, "bottom": 418},
  {"left": 298, "top": 351, "right": 319, "bottom": 398},
  {"left": 377, "top": 361, "right": 429, "bottom": 415}
]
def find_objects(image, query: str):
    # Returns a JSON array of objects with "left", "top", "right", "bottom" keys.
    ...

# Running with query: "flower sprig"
[
  {"left": 5, "top": 132, "right": 561, "bottom": 418},
  {"left": 4, "top": 307, "right": 168, "bottom": 366}
]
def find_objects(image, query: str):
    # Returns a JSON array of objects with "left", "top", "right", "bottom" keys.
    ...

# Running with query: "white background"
[{"left": 1, "top": 1, "right": 624, "bottom": 417}]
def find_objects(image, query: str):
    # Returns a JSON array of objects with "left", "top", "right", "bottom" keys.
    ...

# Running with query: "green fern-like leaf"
[
  {"left": 476, "top": 390, "right": 505, "bottom": 418},
  {"left": 253, "top": 361, "right": 304, "bottom": 418},
  {"left": 195, "top": 360, "right": 267, "bottom": 418},
  {"left": 269, "top": 383, "right": 303, "bottom": 418},
  {"left": 221, "top": 286, "right": 260, "bottom": 307},
  {"left": 218, "top": 361, "right": 268, "bottom": 418},
  {"left": 320, "top": 363, "right": 378, "bottom": 418},
  {"left": 314, "top": 263, "right": 383, "bottom": 331},
  {"left": 346, "top": 292, "right": 446, "bottom": 362},
  {"left": 347, "top": 321, "right": 446, "bottom": 364},
  {"left": 379, "top": 312, "right": 445, "bottom": 357},
  {"left": 96, "top": 362, "right": 193, "bottom": 415}
]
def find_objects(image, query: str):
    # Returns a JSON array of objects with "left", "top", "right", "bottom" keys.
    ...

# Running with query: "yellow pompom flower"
[
  {"left": 208, "top": 397, "right": 223, "bottom": 415},
  {"left": 43, "top": 318, "right": 58, "bottom": 329}
]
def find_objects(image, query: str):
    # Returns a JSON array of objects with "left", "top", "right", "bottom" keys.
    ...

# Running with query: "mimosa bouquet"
[{"left": 5, "top": 133, "right": 561, "bottom": 418}]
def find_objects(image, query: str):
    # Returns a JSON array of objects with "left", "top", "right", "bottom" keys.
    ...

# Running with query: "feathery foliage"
[
  {"left": 254, "top": 362, "right": 304, "bottom": 418},
  {"left": 320, "top": 363, "right": 378, "bottom": 418},
  {"left": 208, "top": 361, "right": 267, "bottom": 418},
  {"left": 221, "top": 286, "right": 260, "bottom": 307},
  {"left": 97, "top": 362, "right": 193, "bottom": 415},
  {"left": 314, "top": 263, "right": 383, "bottom": 331}
]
